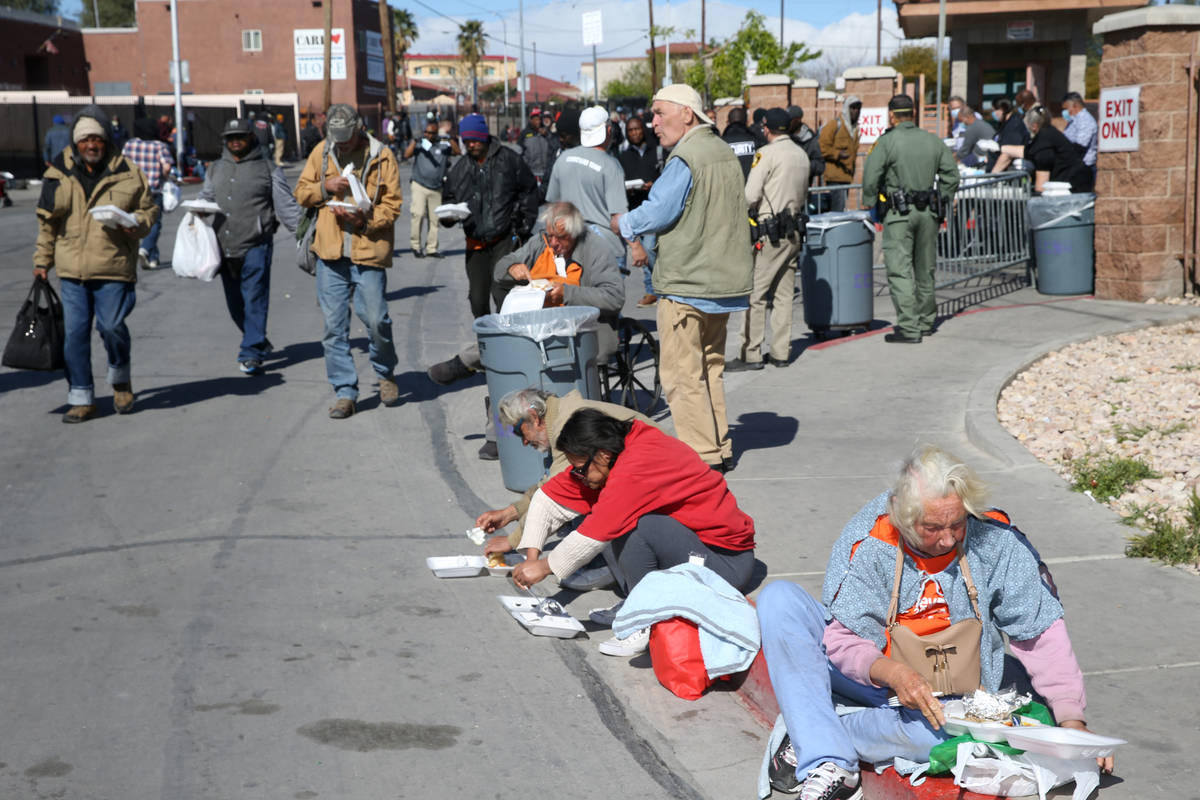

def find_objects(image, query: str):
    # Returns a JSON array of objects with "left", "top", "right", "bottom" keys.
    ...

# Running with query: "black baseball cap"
[
  {"left": 764, "top": 108, "right": 790, "bottom": 133},
  {"left": 888, "top": 94, "right": 915, "bottom": 112},
  {"left": 221, "top": 118, "right": 254, "bottom": 137}
]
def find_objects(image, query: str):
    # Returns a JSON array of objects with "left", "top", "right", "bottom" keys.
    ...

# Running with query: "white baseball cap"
[
  {"left": 579, "top": 106, "right": 609, "bottom": 147},
  {"left": 652, "top": 84, "right": 713, "bottom": 125}
]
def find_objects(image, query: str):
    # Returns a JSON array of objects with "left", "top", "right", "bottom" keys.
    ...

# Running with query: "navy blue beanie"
[{"left": 460, "top": 113, "right": 489, "bottom": 141}]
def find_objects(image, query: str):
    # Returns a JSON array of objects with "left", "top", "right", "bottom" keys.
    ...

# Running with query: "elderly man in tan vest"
[{"left": 612, "top": 84, "right": 753, "bottom": 473}]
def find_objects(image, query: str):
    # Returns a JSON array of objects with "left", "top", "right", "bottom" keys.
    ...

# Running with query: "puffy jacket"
[
  {"left": 819, "top": 117, "right": 861, "bottom": 183},
  {"left": 34, "top": 109, "right": 157, "bottom": 282},
  {"left": 443, "top": 137, "right": 538, "bottom": 244},
  {"left": 294, "top": 133, "right": 403, "bottom": 268}
]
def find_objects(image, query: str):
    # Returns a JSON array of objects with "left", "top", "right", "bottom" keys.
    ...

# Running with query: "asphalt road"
[{"left": 3, "top": 159, "right": 1198, "bottom": 800}]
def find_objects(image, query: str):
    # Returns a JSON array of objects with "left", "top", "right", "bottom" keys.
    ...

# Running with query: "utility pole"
[
  {"left": 322, "top": 0, "right": 333, "bottom": 110},
  {"left": 533, "top": 41, "right": 538, "bottom": 103},
  {"left": 647, "top": 0, "right": 657, "bottom": 95},
  {"left": 876, "top": 0, "right": 881, "bottom": 65},
  {"left": 169, "top": 0, "right": 184, "bottom": 168},
  {"left": 779, "top": 0, "right": 784, "bottom": 50},
  {"left": 701, "top": 0, "right": 709, "bottom": 104},
  {"left": 519, "top": 0, "right": 526, "bottom": 120},
  {"left": 379, "top": 0, "right": 395, "bottom": 113}
]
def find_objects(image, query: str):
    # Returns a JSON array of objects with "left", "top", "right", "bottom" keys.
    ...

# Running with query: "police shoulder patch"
[{"left": 751, "top": 152, "right": 762, "bottom": 168}]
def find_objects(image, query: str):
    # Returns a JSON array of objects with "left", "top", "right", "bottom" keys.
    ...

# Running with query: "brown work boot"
[
  {"left": 112, "top": 383, "right": 134, "bottom": 414},
  {"left": 328, "top": 398, "right": 355, "bottom": 419},
  {"left": 62, "top": 404, "right": 97, "bottom": 424},
  {"left": 378, "top": 375, "right": 402, "bottom": 407}
]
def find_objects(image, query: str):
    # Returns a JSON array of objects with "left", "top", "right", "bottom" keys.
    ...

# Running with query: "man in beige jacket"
[
  {"left": 33, "top": 105, "right": 157, "bottom": 423},
  {"left": 295, "top": 104, "right": 404, "bottom": 419}
]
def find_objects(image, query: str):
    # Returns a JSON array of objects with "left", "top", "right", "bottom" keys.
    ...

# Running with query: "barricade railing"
[
  {"left": 805, "top": 172, "right": 1032, "bottom": 289},
  {"left": 935, "top": 171, "right": 1031, "bottom": 288}
]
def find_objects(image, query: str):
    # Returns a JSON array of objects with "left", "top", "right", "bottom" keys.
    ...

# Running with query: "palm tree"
[
  {"left": 392, "top": 8, "right": 417, "bottom": 96},
  {"left": 457, "top": 19, "right": 486, "bottom": 106}
]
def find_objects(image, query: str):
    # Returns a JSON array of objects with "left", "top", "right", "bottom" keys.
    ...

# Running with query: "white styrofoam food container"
[
  {"left": 426, "top": 555, "right": 488, "bottom": 578},
  {"left": 1004, "top": 727, "right": 1126, "bottom": 759},
  {"left": 498, "top": 595, "right": 584, "bottom": 638}
]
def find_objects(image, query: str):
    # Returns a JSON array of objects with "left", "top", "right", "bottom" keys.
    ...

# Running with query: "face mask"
[
  {"left": 1062, "top": 110, "right": 1072, "bottom": 122},
  {"left": 950, "top": 108, "right": 960, "bottom": 120}
]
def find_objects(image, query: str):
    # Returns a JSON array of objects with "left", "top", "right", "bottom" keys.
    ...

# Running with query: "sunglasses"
[
  {"left": 512, "top": 417, "right": 529, "bottom": 439},
  {"left": 570, "top": 454, "right": 595, "bottom": 482}
]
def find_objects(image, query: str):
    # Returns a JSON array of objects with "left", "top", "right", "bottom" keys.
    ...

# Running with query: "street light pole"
[
  {"left": 518, "top": 0, "right": 526, "bottom": 119},
  {"left": 935, "top": 0, "right": 946, "bottom": 135},
  {"left": 169, "top": 0, "right": 184, "bottom": 168}
]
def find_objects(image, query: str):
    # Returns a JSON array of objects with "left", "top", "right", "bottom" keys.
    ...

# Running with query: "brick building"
[
  {"left": 83, "top": 0, "right": 389, "bottom": 114},
  {"left": 0, "top": 7, "right": 89, "bottom": 94}
]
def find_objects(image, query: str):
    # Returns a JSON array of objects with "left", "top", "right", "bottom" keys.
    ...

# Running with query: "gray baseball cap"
[{"left": 326, "top": 103, "right": 360, "bottom": 143}]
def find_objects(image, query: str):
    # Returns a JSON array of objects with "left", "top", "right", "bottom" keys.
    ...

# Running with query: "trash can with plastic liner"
[
  {"left": 800, "top": 210, "right": 875, "bottom": 336},
  {"left": 1028, "top": 193, "right": 1095, "bottom": 295},
  {"left": 474, "top": 306, "right": 602, "bottom": 492}
]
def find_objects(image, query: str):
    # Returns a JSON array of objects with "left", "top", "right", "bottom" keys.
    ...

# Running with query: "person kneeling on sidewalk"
[
  {"left": 200, "top": 118, "right": 301, "bottom": 376},
  {"left": 475, "top": 387, "right": 659, "bottom": 591},
  {"left": 512, "top": 409, "right": 756, "bottom": 657},
  {"left": 295, "top": 104, "right": 404, "bottom": 419},
  {"left": 757, "top": 444, "right": 1113, "bottom": 799}
]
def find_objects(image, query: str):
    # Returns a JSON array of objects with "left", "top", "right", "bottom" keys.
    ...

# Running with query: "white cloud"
[{"left": 408, "top": 0, "right": 936, "bottom": 89}]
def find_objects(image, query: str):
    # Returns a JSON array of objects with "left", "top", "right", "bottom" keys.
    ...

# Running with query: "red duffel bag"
[{"left": 649, "top": 617, "right": 718, "bottom": 700}]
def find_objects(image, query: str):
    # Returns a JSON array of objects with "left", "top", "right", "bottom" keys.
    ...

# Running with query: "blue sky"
[{"left": 65, "top": 0, "right": 916, "bottom": 87}]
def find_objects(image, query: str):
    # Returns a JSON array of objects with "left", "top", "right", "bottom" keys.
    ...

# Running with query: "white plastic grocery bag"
[
  {"left": 162, "top": 181, "right": 181, "bottom": 212},
  {"left": 171, "top": 212, "right": 222, "bottom": 281}
]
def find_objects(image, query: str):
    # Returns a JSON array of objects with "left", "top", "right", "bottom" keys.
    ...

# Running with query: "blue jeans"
[
  {"left": 315, "top": 258, "right": 397, "bottom": 400},
  {"left": 640, "top": 232, "right": 657, "bottom": 295},
  {"left": 219, "top": 240, "right": 272, "bottom": 361},
  {"left": 757, "top": 582, "right": 948, "bottom": 783},
  {"left": 140, "top": 193, "right": 164, "bottom": 261},
  {"left": 59, "top": 278, "right": 137, "bottom": 405}
]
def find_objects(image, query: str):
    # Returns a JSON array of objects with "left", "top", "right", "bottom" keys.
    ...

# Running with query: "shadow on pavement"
[
  {"left": 133, "top": 373, "right": 285, "bottom": 410},
  {"left": 386, "top": 284, "right": 442, "bottom": 302},
  {"left": 729, "top": 411, "right": 799, "bottom": 461},
  {"left": 0, "top": 368, "right": 62, "bottom": 395},
  {"left": 394, "top": 369, "right": 464, "bottom": 404},
  {"left": 262, "top": 340, "right": 324, "bottom": 370}
]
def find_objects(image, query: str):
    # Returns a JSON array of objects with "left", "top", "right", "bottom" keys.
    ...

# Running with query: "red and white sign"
[
  {"left": 857, "top": 107, "right": 889, "bottom": 144},
  {"left": 1098, "top": 85, "right": 1140, "bottom": 152},
  {"left": 1007, "top": 21, "right": 1034, "bottom": 41}
]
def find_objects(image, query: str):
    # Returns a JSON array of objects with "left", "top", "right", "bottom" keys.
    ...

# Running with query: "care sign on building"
[
  {"left": 294, "top": 28, "right": 347, "bottom": 82},
  {"left": 1098, "top": 85, "right": 1140, "bottom": 152},
  {"left": 857, "top": 107, "right": 889, "bottom": 144}
]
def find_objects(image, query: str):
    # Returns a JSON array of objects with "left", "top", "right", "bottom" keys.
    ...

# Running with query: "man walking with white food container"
[
  {"left": 34, "top": 104, "right": 158, "bottom": 423},
  {"left": 295, "top": 104, "right": 404, "bottom": 419}
]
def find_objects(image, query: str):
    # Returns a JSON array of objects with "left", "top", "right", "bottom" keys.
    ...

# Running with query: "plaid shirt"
[{"left": 121, "top": 138, "right": 174, "bottom": 194}]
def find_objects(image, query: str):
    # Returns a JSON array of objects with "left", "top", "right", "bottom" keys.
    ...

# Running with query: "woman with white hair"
[
  {"left": 991, "top": 106, "right": 1092, "bottom": 193},
  {"left": 756, "top": 444, "right": 1112, "bottom": 799}
]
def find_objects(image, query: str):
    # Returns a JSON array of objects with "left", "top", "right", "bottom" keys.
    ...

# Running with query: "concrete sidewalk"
[{"left": 446, "top": 273, "right": 1200, "bottom": 798}]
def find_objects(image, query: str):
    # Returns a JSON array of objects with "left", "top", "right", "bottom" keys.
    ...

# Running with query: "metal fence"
[{"left": 806, "top": 172, "right": 1032, "bottom": 289}]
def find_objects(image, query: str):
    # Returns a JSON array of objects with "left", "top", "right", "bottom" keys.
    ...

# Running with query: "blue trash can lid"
[{"left": 472, "top": 305, "right": 600, "bottom": 342}]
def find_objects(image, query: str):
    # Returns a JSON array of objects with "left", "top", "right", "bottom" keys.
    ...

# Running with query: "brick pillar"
[
  {"left": 791, "top": 78, "right": 819, "bottom": 119},
  {"left": 1094, "top": 7, "right": 1200, "bottom": 300},
  {"left": 714, "top": 99, "right": 742, "bottom": 133},
  {"left": 816, "top": 90, "right": 837, "bottom": 130},
  {"left": 745, "top": 74, "right": 792, "bottom": 120}
]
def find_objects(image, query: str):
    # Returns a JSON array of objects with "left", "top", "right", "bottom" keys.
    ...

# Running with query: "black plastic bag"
[{"left": 2, "top": 276, "right": 65, "bottom": 371}]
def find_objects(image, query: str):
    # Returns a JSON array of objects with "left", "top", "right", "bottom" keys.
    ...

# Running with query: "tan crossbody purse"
[{"left": 886, "top": 543, "right": 983, "bottom": 696}]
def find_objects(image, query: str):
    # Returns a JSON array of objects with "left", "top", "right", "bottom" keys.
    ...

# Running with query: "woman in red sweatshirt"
[{"left": 511, "top": 408, "right": 757, "bottom": 594}]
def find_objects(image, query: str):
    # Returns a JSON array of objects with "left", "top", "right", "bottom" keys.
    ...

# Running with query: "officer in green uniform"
[{"left": 862, "top": 94, "right": 959, "bottom": 343}]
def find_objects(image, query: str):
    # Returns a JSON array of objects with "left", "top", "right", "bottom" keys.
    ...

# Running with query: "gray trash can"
[
  {"left": 1029, "top": 193, "right": 1095, "bottom": 295},
  {"left": 474, "top": 307, "right": 602, "bottom": 492},
  {"left": 800, "top": 211, "right": 875, "bottom": 334}
]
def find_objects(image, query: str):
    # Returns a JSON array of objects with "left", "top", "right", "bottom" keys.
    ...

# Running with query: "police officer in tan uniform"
[{"left": 729, "top": 108, "right": 810, "bottom": 370}]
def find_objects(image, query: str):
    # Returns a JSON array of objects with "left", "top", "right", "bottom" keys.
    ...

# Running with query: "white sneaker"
[
  {"left": 798, "top": 762, "right": 861, "bottom": 800},
  {"left": 588, "top": 601, "right": 624, "bottom": 627},
  {"left": 137, "top": 249, "right": 150, "bottom": 270},
  {"left": 598, "top": 626, "right": 649, "bottom": 657}
]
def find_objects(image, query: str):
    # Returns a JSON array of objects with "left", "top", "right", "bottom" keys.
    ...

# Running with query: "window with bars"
[{"left": 242, "top": 30, "right": 262, "bottom": 52}]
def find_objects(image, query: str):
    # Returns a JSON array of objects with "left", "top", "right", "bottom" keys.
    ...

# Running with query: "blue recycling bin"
[
  {"left": 474, "top": 307, "right": 602, "bottom": 492},
  {"left": 800, "top": 211, "right": 875, "bottom": 334},
  {"left": 1029, "top": 194, "right": 1096, "bottom": 295}
]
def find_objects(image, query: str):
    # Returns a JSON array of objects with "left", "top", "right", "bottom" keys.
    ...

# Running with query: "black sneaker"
[
  {"left": 725, "top": 357, "right": 764, "bottom": 372},
  {"left": 427, "top": 355, "right": 475, "bottom": 385},
  {"left": 769, "top": 734, "right": 801, "bottom": 794},
  {"left": 796, "top": 761, "right": 862, "bottom": 800},
  {"left": 883, "top": 331, "right": 922, "bottom": 344},
  {"left": 413, "top": 250, "right": 426, "bottom": 259},
  {"left": 478, "top": 440, "right": 499, "bottom": 460}
]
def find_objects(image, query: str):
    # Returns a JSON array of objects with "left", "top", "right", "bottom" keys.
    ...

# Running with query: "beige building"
[
  {"left": 580, "top": 42, "right": 702, "bottom": 99},
  {"left": 403, "top": 53, "right": 517, "bottom": 99}
]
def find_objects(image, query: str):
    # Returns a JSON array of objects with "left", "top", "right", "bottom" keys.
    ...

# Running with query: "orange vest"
[{"left": 528, "top": 235, "right": 582, "bottom": 307}]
